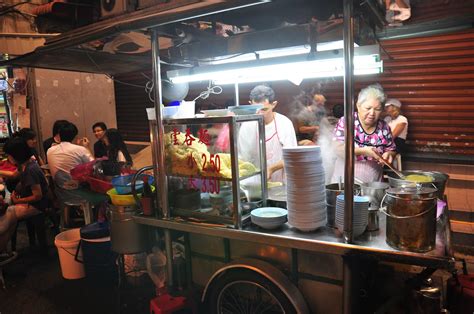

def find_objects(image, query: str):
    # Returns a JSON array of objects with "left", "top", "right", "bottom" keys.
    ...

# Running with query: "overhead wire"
[{"left": 193, "top": 80, "right": 222, "bottom": 101}]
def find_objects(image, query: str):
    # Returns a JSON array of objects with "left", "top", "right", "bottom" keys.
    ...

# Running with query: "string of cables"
[
  {"left": 193, "top": 80, "right": 222, "bottom": 101},
  {"left": 85, "top": 52, "right": 194, "bottom": 103},
  {"left": 85, "top": 51, "right": 234, "bottom": 104}
]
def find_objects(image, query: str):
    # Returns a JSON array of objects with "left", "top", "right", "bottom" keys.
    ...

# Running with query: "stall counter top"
[{"left": 134, "top": 212, "right": 455, "bottom": 271}]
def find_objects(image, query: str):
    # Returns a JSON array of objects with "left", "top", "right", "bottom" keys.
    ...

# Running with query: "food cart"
[
  {"left": 139, "top": 2, "right": 455, "bottom": 313},
  {"left": 2, "top": 0, "right": 457, "bottom": 312}
]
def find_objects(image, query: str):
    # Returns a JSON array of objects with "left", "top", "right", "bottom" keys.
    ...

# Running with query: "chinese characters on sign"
[{"left": 172, "top": 127, "right": 221, "bottom": 194}]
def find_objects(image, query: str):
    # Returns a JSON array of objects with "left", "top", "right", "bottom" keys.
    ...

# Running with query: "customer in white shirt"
[
  {"left": 384, "top": 98, "right": 408, "bottom": 154},
  {"left": 47, "top": 122, "right": 94, "bottom": 189},
  {"left": 238, "top": 85, "right": 297, "bottom": 183}
]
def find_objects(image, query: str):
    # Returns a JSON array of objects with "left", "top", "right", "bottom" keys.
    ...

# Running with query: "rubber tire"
[{"left": 205, "top": 268, "right": 297, "bottom": 314}]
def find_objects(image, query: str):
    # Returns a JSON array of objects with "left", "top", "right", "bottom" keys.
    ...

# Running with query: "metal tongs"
[{"left": 374, "top": 151, "right": 406, "bottom": 180}]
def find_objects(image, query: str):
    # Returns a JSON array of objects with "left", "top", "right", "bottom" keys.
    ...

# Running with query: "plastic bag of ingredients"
[
  {"left": 146, "top": 246, "right": 167, "bottom": 289},
  {"left": 124, "top": 252, "right": 148, "bottom": 286}
]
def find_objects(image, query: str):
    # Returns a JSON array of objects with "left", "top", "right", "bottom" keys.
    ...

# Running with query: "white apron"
[
  {"left": 331, "top": 157, "right": 383, "bottom": 184},
  {"left": 266, "top": 116, "right": 284, "bottom": 182}
]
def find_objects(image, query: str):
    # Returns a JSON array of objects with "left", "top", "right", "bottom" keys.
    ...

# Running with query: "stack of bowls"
[
  {"left": 251, "top": 207, "right": 288, "bottom": 229},
  {"left": 335, "top": 195, "right": 370, "bottom": 237},
  {"left": 283, "top": 146, "right": 326, "bottom": 232}
]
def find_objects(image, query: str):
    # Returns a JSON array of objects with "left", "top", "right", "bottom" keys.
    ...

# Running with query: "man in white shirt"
[
  {"left": 47, "top": 122, "right": 94, "bottom": 189},
  {"left": 384, "top": 98, "right": 408, "bottom": 154},
  {"left": 238, "top": 85, "right": 297, "bottom": 182}
]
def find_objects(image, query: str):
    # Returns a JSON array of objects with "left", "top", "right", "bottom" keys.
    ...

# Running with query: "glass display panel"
[{"left": 163, "top": 117, "right": 265, "bottom": 225}]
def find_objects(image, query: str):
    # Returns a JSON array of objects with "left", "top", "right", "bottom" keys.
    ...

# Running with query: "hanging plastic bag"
[{"left": 146, "top": 246, "right": 167, "bottom": 290}]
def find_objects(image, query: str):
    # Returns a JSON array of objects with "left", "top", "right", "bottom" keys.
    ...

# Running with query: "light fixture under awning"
[
  {"left": 167, "top": 44, "right": 382, "bottom": 85},
  {"left": 201, "top": 40, "right": 359, "bottom": 65}
]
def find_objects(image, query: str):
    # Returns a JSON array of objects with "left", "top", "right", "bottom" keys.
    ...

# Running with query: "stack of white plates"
[
  {"left": 251, "top": 207, "right": 288, "bottom": 229},
  {"left": 283, "top": 146, "right": 326, "bottom": 232},
  {"left": 335, "top": 195, "right": 370, "bottom": 237}
]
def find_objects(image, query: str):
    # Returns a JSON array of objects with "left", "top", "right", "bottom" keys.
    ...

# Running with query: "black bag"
[{"left": 99, "top": 160, "right": 122, "bottom": 176}]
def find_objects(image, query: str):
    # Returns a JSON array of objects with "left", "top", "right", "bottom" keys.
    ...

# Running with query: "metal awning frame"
[{"left": 0, "top": 0, "right": 271, "bottom": 73}]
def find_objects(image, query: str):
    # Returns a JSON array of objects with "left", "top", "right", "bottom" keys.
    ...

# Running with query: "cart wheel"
[{"left": 206, "top": 269, "right": 297, "bottom": 314}]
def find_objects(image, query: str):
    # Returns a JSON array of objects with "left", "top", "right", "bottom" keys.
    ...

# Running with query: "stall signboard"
[{"left": 171, "top": 126, "right": 221, "bottom": 194}]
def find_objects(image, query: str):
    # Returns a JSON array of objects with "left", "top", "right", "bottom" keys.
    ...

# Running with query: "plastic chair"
[
  {"left": 0, "top": 251, "right": 18, "bottom": 289},
  {"left": 10, "top": 212, "right": 47, "bottom": 252},
  {"left": 150, "top": 293, "right": 191, "bottom": 314},
  {"left": 62, "top": 200, "right": 93, "bottom": 229}
]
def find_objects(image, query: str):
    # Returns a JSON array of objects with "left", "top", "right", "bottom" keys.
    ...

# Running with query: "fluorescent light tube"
[
  {"left": 168, "top": 45, "right": 382, "bottom": 84},
  {"left": 205, "top": 41, "right": 359, "bottom": 65}
]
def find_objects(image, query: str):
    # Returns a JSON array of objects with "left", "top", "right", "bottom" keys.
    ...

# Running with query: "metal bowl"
[{"left": 386, "top": 170, "right": 449, "bottom": 199}]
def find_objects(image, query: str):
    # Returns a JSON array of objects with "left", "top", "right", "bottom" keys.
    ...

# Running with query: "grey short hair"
[{"left": 357, "top": 84, "right": 386, "bottom": 106}]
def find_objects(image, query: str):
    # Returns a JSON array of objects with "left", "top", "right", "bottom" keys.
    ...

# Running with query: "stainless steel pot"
[
  {"left": 361, "top": 182, "right": 390, "bottom": 210},
  {"left": 381, "top": 186, "right": 438, "bottom": 253},
  {"left": 386, "top": 170, "right": 448, "bottom": 199},
  {"left": 109, "top": 205, "right": 148, "bottom": 254}
]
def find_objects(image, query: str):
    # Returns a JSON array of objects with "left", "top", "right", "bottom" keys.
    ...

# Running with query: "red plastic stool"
[{"left": 150, "top": 293, "right": 190, "bottom": 314}]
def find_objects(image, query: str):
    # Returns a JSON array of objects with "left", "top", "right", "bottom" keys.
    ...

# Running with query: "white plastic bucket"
[
  {"left": 177, "top": 101, "right": 195, "bottom": 118},
  {"left": 54, "top": 228, "right": 85, "bottom": 279}
]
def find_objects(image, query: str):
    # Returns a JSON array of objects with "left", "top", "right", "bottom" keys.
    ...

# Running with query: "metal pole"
[
  {"left": 151, "top": 28, "right": 173, "bottom": 288},
  {"left": 343, "top": 0, "right": 355, "bottom": 245},
  {"left": 234, "top": 82, "right": 240, "bottom": 106},
  {"left": 228, "top": 118, "right": 241, "bottom": 229},
  {"left": 343, "top": 0, "right": 355, "bottom": 312},
  {"left": 258, "top": 115, "right": 268, "bottom": 207},
  {"left": 342, "top": 256, "right": 353, "bottom": 314}
]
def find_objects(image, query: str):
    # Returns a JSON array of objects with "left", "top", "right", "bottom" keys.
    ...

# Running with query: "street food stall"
[{"left": 2, "top": 0, "right": 461, "bottom": 313}]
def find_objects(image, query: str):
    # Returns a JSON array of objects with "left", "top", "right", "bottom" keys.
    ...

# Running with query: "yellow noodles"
[{"left": 405, "top": 174, "right": 434, "bottom": 183}]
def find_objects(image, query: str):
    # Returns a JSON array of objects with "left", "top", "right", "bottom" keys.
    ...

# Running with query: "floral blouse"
[{"left": 334, "top": 112, "right": 396, "bottom": 161}]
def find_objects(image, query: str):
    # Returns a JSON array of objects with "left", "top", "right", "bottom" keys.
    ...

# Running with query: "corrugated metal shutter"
[
  {"left": 114, "top": 72, "right": 153, "bottom": 141},
  {"left": 380, "top": 30, "right": 474, "bottom": 157},
  {"left": 115, "top": 29, "right": 474, "bottom": 160},
  {"left": 321, "top": 29, "right": 474, "bottom": 158}
]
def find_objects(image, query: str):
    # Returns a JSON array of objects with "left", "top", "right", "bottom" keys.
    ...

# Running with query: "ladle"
[{"left": 374, "top": 152, "right": 406, "bottom": 180}]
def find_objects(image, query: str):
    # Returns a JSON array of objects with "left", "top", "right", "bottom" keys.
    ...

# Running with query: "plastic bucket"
[{"left": 54, "top": 228, "right": 85, "bottom": 280}]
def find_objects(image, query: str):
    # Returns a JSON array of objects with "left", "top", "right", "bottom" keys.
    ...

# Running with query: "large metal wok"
[{"left": 386, "top": 170, "right": 449, "bottom": 199}]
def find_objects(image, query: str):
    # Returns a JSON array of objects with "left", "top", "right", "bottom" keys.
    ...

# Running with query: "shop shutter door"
[
  {"left": 114, "top": 72, "right": 153, "bottom": 141},
  {"left": 321, "top": 29, "right": 474, "bottom": 159}
]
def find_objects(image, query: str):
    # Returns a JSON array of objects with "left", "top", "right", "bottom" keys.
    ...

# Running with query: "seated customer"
[
  {"left": 43, "top": 120, "right": 69, "bottom": 159},
  {"left": 103, "top": 128, "right": 133, "bottom": 165},
  {"left": 0, "top": 128, "right": 45, "bottom": 196},
  {"left": 0, "top": 137, "right": 48, "bottom": 257},
  {"left": 92, "top": 122, "right": 107, "bottom": 158},
  {"left": 47, "top": 122, "right": 94, "bottom": 190},
  {"left": 15, "top": 128, "right": 45, "bottom": 166}
]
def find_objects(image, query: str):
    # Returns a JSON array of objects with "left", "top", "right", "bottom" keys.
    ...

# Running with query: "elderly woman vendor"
[{"left": 331, "top": 84, "right": 397, "bottom": 183}]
